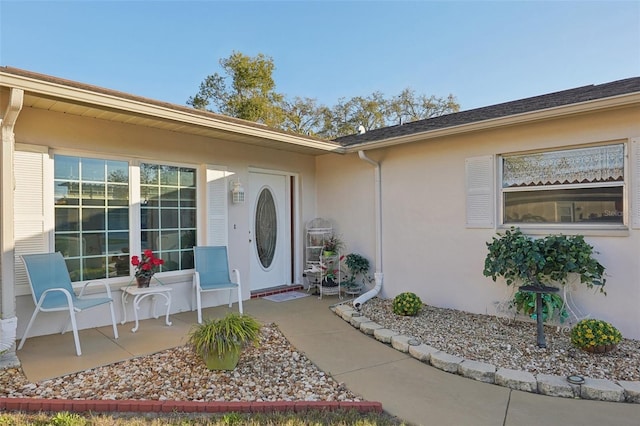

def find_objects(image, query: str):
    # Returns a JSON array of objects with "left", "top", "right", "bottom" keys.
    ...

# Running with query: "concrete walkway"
[{"left": 11, "top": 294, "right": 640, "bottom": 426}]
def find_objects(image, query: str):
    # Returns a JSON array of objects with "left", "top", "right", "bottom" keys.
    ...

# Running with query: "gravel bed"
[
  {"left": 2, "top": 299, "right": 638, "bottom": 402},
  {"left": 0, "top": 324, "right": 360, "bottom": 402},
  {"left": 360, "top": 298, "right": 640, "bottom": 381}
]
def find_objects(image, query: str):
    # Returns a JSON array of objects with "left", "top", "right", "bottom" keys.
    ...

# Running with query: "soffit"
[
  {"left": 21, "top": 92, "right": 343, "bottom": 155},
  {"left": 0, "top": 67, "right": 343, "bottom": 156}
]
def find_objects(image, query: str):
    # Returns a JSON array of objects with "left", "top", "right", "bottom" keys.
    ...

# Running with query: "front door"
[{"left": 249, "top": 171, "right": 291, "bottom": 291}]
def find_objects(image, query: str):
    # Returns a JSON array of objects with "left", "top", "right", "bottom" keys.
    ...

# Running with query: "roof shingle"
[{"left": 335, "top": 77, "right": 640, "bottom": 146}]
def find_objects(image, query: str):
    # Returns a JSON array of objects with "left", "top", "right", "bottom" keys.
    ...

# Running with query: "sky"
[{"left": 1, "top": 0, "right": 639, "bottom": 112}]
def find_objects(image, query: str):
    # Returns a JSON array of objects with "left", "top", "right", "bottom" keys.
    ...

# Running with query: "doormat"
[{"left": 262, "top": 291, "right": 311, "bottom": 303}]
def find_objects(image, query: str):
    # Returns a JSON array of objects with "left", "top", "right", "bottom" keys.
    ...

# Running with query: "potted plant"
[
  {"left": 320, "top": 256, "right": 342, "bottom": 287},
  {"left": 131, "top": 249, "right": 164, "bottom": 287},
  {"left": 571, "top": 318, "right": 622, "bottom": 353},
  {"left": 322, "top": 234, "right": 344, "bottom": 256},
  {"left": 483, "top": 227, "right": 606, "bottom": 347},
  {"left": 342, "top": 253, "right": 372, "bottom": 295},
  {"left": 188, "top": 312, "right": 261, "bottom": 370}
]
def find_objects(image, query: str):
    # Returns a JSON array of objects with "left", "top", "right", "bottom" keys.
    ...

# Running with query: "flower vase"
[{"left": 136, "top": 276, "right": 152, "bottom": 288}]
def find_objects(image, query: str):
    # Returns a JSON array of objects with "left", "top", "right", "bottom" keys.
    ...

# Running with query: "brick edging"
[{"left": 0, "top": 398, "right": 382, "bottom": 415}]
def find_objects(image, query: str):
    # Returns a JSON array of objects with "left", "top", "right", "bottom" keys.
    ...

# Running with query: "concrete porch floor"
[{"left": 9, "top": 294, "right": 640, "bottom": 426}]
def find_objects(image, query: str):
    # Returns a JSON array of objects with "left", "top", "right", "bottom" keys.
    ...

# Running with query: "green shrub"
[
  {"left": 483, "top": 227, "right": 606, "bottom": 291},
  {"left": 570, "top": 319, "right": 622, "bottom": 351},
  {"left": 392, "top": 292, "right": 422, "bottom": 316},
  {"left": 512, "top": 290, "right": 568, "bottom": 323},
  {"left": 188, "top": 313, "right": 261, "bottom": 358}
]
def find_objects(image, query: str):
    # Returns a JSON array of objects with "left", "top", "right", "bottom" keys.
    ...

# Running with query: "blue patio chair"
[
  {"left": 18, "top": 252, "right": 119, "bottom": 356},
  {"left": 193, "top": 246, "right": 243, "bottom": 323}
]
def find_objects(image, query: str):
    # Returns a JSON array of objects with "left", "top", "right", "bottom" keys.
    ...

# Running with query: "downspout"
[
  {"left": 1, "top": 88, "right": 23, "bottom": 355},
  {"left": 353, "top": 150, "right": 383, "bottom": 310}
]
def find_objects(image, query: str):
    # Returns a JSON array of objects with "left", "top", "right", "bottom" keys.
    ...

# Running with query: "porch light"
[{"left": 231, "top": 180, "right": 245, "bottom": 204}]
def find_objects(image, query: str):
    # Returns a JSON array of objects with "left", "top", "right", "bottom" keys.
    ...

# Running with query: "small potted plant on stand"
[
  {"left": 131, "top": 249, "right": 164, "bottom": 287},
  {"left": 342, "top": 253, "right": 372, "bottom": 295},
  {"left": 188, "top": 312, "right": 261, "bottom": 370},
  {"left": 322, "top": 234, "right": 344, "bottom": 256}
]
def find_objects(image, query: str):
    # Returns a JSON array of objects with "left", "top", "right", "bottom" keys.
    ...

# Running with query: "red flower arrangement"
[{"left": 131, "top": 249, "right": 164, "bottom": 279}]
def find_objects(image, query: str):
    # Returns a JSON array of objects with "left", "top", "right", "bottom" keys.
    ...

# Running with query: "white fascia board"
[
  {"left": 344, "top": 93, "right": 640, "bottom": 153},
  {"left": 0, "top": 72, "right": 345, "bottom": 154}
]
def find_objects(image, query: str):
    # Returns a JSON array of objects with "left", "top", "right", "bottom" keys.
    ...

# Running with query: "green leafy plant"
[
  {"left": 342, "top": 253, "right": 373, "bottom": 292},
  {"left": 512, "top": 290, "right": 568, "bottom": 323},
  {"left": 343, "top": 253, "right": 371, "bottom": 283},
  {"left": 320, "top": 254, "right": 343, "bottom": 286},
  {"left": 322, "top": 234, "right": 344, "bottom": 254},
  {"left": 392, "top": 292, "right": 422, "bottom": 316},
  {"left": 570, "top": 319, "right": 622, "bottom": 352},
  {"left": 483, "top": 227, "right": 606, "bottom": 292},
  {"left": 188, "top": 313, "right": 261, "bottom": 359},
  {"left": 484, "top": 227, "right": 607, "bottom": 347}
]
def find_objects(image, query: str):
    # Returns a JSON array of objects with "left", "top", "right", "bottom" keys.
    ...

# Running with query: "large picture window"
[
  {"left": 54, "top": 156, "right": 130, "bottom": 280},
  {"left": 140, "top": 163, "right": 196, "bottom": 272},
  {"left": 501, "top": 144, "right": 625, "bottom": 225},
  {"left": 54, "top": 156, "right": 198, "bottom": 282}
]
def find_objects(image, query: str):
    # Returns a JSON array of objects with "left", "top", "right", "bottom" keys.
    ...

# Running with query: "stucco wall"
[
  {"left": 317, "top": 106, "right": 640, "bottom": 339},
  {"left": 11, "top": 106, "right": 319, "bottom": 338}
]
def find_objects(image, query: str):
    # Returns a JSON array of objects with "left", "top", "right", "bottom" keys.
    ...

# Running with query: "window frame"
[
  {"left": 53, "top": 154, "right": 131, "bottom": 282},
  {"left": 136, "top": 160, "right": 198, "bottom": 273},
  {"left": 498, "top": 141, "right": 629, "bottom": 232},
  {"left": 52, "top": 152, "right": 201, "bottom": 284}
]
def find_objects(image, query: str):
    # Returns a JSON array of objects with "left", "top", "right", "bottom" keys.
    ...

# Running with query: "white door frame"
[{"left": 248, "top": 167, "right": 301, "bottom": 288}]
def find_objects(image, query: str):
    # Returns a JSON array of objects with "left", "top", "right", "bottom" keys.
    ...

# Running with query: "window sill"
[{"left": 498, "top": 225, "right": 629, "bottom": 238}]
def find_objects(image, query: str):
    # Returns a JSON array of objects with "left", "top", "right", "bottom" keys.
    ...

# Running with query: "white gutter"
[{"left": 353, "top": 150, "right": 383, "bottom": 310}]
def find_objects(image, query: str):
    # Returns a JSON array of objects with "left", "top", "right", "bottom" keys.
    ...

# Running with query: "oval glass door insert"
[{"left": 255, "top": 187, "right": 277, "bottom": 269}]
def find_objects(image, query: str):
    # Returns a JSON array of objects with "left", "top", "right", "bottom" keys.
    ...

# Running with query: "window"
[
  {"left": 54, "top": 156, "right": 130, "bottom": 280},
  {"left": 501, "top": 144, "right": 625, "bottom": 225},
  {"left": 140, "top": 163, "right": 196, "bottom": 272},
  {"left": 54, "top": 156, "right": 198, "bottom": 282}
]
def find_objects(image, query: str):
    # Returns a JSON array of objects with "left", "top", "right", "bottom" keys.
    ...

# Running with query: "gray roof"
[{"left": 336, "top": 77, "right": 640, "bottom": 146}]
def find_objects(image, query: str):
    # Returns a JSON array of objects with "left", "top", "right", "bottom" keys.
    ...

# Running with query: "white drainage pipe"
[
  {"left": 354, "top": 272, "right": 383, "bottom": 310},
  {"left": 354, "top": 150, "right": 383, "bottom": 310}
]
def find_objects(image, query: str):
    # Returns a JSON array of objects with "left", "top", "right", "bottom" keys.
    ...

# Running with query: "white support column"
[{"left": 1, "top": 88, "right": 23, "bottom": 324}]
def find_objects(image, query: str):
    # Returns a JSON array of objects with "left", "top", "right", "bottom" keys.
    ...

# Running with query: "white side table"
[{"left": 121, "top": 285, "right": 173, "bottom": 332}]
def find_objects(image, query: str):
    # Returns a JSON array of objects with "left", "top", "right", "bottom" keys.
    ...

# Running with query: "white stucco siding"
[
  {"left": 11, "top": 107, "right": 319, "bottom": 338},
  {"left": 315, "top": 152, "right": 376, "bottom": 261},
  {"left": 317, "top": 105, "right": 640, "bottom": 339},
  {"left": 379, "top": 137, "right": 497, "bottom": 312}
]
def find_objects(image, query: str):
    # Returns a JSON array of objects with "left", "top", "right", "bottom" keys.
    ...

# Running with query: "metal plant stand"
[
  {"left": 520, "top": 285, "right": 560, "bottom": 348},
  {"left": 304, "top": 218, "right": 332, "bottom": 295}
]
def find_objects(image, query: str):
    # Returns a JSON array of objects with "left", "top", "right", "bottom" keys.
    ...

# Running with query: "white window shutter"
[
  {"left": 465, "top": 155, "right": 495, "bottom": 228},
  {"left": 632, "top": 139, "right": 640, "bottom": 229},
  {"left": 14, "top": 146, "right": 52, "bottom": 288},
  {"left": 206, "top": 166, "right": 228, "bottom": 246}
]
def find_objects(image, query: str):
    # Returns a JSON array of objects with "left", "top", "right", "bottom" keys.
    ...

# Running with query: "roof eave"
[
  {"left": 344, "top": 92, "right": 640, "bottom": 153},
  {"left": 0, "top": 70, "right": 346, "bottom": 154}
]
